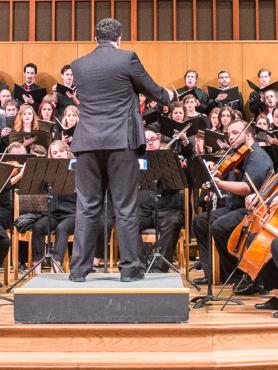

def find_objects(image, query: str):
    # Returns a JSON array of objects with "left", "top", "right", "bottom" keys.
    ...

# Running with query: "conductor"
[{"left": 69, "top": 18, "right": 173, "bottom": 282}]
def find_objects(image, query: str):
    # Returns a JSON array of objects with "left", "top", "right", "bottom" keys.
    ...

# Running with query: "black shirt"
[{"left": 224, "top": 142, "right": 273, "bottom": 210}]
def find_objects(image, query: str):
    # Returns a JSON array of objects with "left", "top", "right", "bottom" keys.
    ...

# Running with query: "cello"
[
  {"left": 227, "top": 173, "right": 278, "bottom": 259},
  {"left": 237, "top": 195, "right": 278, "bottom": 281}
]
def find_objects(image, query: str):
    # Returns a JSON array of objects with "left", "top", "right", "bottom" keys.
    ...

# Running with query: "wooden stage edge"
[{"left": 1, "top": 273, "right": 278, "bottom": 369}]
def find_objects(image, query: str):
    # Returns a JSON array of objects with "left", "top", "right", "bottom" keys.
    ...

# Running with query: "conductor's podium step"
[{"left": 14, "top": 273, "right": 190, "bottom": 324}]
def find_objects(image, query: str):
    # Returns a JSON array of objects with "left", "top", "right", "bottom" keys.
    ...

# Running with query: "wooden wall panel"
[
  {"left": 187, "top": 42, "right": 243, "bottom": 91},
  {"left": 1, "top": 41, "right": 278, "bottom": 105},
  {"left": 0, "top": 2, "right": 10, "bottom": 41},
  {"left": 132, "top": 42, "right": 187, "bottom": 87},
  {"left": 22, "top": 43, "right": 78, "bottom": 92},
  {"left": 13, "top": 2, "right": 29, "bottom": 41},
  {"left": 0, "top": 43, "right": 23, "bottom": 89},
  {"left": 242, "top": 42, "right": 278, "bottom": 104}
]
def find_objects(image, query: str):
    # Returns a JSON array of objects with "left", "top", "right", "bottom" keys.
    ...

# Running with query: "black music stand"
[
  {"left": 139, "top": 149, "right": 200, "bottom": 291},
  {"left": 191, "top": 158, "right": 243, "bottom": 308},
  {"left": 7, "top": 158, "right": 75, "bottom": 292},
  {"left": 0, "top": 163, "right": 16, "bottom": 302}
]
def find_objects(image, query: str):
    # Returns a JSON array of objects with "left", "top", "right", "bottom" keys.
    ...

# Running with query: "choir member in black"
[
  {"left": 10, "top": 104, "right": 39, "bottom": 149},
  {"left": 208, "top": 107, "right": 221, "bottom": 131},
  {"left": 267, "top": 107, "right": 278, "bottom": 172},
  {"left": 18, "top": 63, "right": 42, "bottom": 112},
  {"left": 38, "top": 101, "right": 56, "bottom": 122},
  {"left": 54, "top": 64, "right": 79, "bottom": 119},
  {"left": 0, "top": 88, "right": 12, "bottom": 116},
  {"left": 0, "top": 99, "right": 18, "bottom": 152},
  {"left": 0, "top": 143, "right": 26, "bottom": 285},
  {"left": 193, "top": 119, "right": 273, "bottom": 286},
  {"left": 138, "top": 129, "right": 184, "bottom": 272},
  {"left": 208, "top": 70, "right": 244, "bottom": 114},
  {"left": 31, "top": 140, "right": 76, "bottom": 273},
  {"left": 263, "top": 89, "right": 277, "bottom": 124},
  {"left": 54, "top": 105, "right": 79, "bottom": 145},
  {"left": 177, "top": 69, "right": 209, "bottom": 114},
  {"left": 248, "top": 68, "right": 271, "bottom": 118},
  {"left": 254, "top": 113, "right": 271, "bottom": 147}
]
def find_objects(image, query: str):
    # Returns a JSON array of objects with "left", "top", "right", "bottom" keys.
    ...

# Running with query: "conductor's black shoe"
[
  {"left": 69, "top": 274, "right": 86, "bottom": 282},
  {"left": 255, "top": 297, "right": 278, "bottom": 310},
  {"left": 193, "top": 277, "right": 208, "bottom": 285},
  {"left": 120, "top": 268, "right": 145, "bottom": 282},
  {"left": 272, "top": 311, "right": 278, "bottom": 318}
]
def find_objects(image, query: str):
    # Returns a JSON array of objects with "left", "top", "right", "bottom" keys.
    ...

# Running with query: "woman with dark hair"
[
  {"left": 208, "top": 107, "right": 221, "bottom": 131},
  {"left": 38, "top": 101, "right": 56, "bottom": 122}
]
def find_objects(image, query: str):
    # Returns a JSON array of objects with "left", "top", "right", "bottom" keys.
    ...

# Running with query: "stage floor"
[
  {"left": 1, "top": 270, "right": 278, "bottom": 369},
  {"left": 0, "top": 270, "right": 277, "bottom": 325}
]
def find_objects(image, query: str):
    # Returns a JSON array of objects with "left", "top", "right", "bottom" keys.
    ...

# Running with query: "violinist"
[{"left": 193, "top": 119, "right": 273, "bottom": 286}]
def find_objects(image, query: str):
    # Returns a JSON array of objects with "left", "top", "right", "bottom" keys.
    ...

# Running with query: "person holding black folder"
[
  {"left": 9, "top": 104, "right": 39, "bottom": 149},
  {"left": 69, "top": 18, "right": 173, "bottom": 282},
  {"left": 55, "top": 105, "right": 79, "bottom": 145},
  {"left": 193, "top": 120, "right": 273, "bottom": 288},
  {"left": 177, "top": 69, "right": 209, "bottom": 114},
  {"left": 53, "top": 64, "right": 80, "bottom": 119},
  {"left": 207, "top": 70, "right": 244, "bottom": 115},
  {"left": 14, "top": 63, "right": 45, "bottom": 112},
  {"left": 248, "top": 68, "right": 272, "bottom": 118}
]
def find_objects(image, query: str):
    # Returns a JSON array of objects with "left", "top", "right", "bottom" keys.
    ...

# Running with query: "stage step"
[
  {"left": 0, "top": 350, "right": 278, "bottom": 369},
  {"left": 14, "top": 273, "right": 190, "bottom": 324}
]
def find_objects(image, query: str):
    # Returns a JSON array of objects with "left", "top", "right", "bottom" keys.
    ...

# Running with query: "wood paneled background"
[
  {"left": 0, "top": 41, "right": 277, "bottom": 106},
  {"left": 0, "top": 0, "right": 278, "bottom": 42}
]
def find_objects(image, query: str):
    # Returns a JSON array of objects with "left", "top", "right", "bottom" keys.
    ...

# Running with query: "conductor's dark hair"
[
  {"left": 95, "top": 18, "right": 122, "bottom": 43},
  {"left": 61, "top": 64, "right": 71, "bottom": 75},
  {"left": 24, "top": 63, "right": 37, "bottom": 74}
]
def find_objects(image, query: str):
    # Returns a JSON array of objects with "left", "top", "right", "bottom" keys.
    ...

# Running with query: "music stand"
[
  {"left": 7, "top": 158, "right": 75, "bottom": 292},
  {"left": 0, "top": 162, "right": 16, "bottom": 302},
  {"left": 139, "top": 149, "right": 200, "bottom": 290},
  {"left": 191, "top": 158, "right": 243, "bottom": 308}
]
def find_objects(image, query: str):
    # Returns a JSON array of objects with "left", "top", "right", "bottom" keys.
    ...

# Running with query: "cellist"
[
  {"left": 247, "top": 194, "right": 278, "bottom": 316},
  {"left": 193, "top": 119, "right": 273, "bottom": 288}
]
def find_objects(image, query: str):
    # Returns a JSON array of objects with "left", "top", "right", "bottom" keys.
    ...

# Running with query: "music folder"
[
  {"left": 14, "top": 84, "right": 47, "bottom": 104},
  {"left": 207, "top": 86, "right": 240, "bottom": 104}
]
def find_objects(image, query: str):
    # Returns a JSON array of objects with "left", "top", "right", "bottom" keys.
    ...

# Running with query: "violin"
[
  {"left": 213, "top": 145, "right": 252, "bottom": 178},
  {"left": 237, "top": 200, "right": 278, "bottom": 281},
  {"left": 227, "top": 173, "right": 278, "bottom": 259}
]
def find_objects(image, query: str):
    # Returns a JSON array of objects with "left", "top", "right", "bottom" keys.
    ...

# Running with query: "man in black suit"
[{"left": 69, "top": 18, "right": 173, "bottom": 282}]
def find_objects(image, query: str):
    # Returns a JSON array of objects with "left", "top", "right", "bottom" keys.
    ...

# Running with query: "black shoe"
[
  {"left": 69, "top": 274, "right": 86, "bottom": 282},
  {"left": 120, "top": 268, "right": 145, "bottom": 282},
  {"left": 234, "top": 283, "right": 268, "bottom": 296},
  {"left": 193, "top": 277, "right": 208, "bottom": 285},
  {"left": 255, "top": 297, "right": 278, "bottom": 310},
  {"left": 272, "top": 311, "right": 278, "bottom": 318}
]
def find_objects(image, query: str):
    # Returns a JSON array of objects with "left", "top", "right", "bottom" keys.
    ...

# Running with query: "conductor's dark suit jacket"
[{"left": 70, "top": 42, "right": 170, "bottom": 154}]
